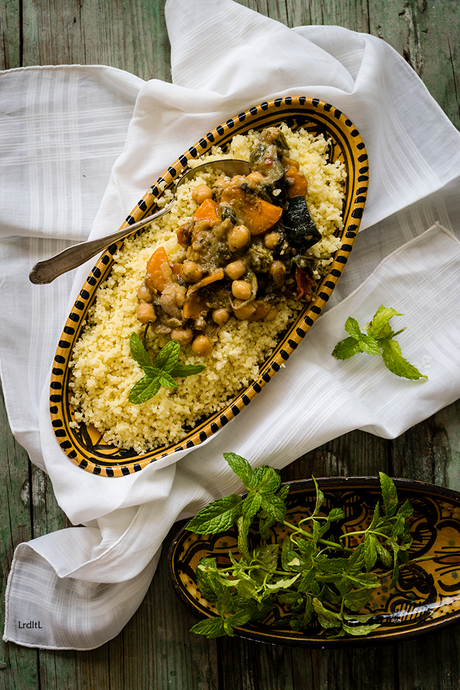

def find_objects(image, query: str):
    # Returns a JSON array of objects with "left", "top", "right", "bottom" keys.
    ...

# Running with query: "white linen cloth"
[{"left": 1, "top": 0, "right": 460, "bottom": 650}]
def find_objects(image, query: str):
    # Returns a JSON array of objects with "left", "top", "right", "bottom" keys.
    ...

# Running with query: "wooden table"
[{"left": 1, "top": 1, "right": 459, "bottom": 687}]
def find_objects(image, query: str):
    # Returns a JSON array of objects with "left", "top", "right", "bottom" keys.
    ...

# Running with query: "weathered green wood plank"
[
  {"left": 390, "top": 399, "right": 460, "bottom": 690},
  {"left": 367, "top": 0, "right": 460, "bottom": 130},
  {"left": 22, "top": 0, "right": 171, "bottom": 82},
  {"left": 0, "top": 384, "right": 40, "bottom": 690},
  {"left": 126, "top": 525, "right": 220, "bottom": 690},
  {"left": 0, "top": 0, "right": 20, "bottom": 70},
  {"left": 280, "top": 430, "right": 391, "bottom": 481}
]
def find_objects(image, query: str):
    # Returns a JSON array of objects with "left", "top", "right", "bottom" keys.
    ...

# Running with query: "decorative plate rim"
[{"left": 49, "top": 96, "right": 369, "bottom": 477}]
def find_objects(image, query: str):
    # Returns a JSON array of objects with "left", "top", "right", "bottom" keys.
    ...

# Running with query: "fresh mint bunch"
[
  {"left": 186, "top": 454, "right": 416, "bottom": 640},
  {"left": 332, "top": 305, "right": 427, "bottom": 380},
  {"left": 128, "top": 333, "right": 206, "bottom": 404}
]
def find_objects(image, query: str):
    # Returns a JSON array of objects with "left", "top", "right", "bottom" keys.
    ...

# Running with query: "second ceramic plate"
[{"left": 169, "top": 477, "right": 460, "bottom": 647}]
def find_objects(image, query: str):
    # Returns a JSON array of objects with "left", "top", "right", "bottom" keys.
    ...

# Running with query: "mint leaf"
[
  {"left": 128, "top": 334, "right": 206, "bottom": 403},
  {"left": 265, "top": 574, "right": 300, "bottom": 592},
  {"left": 344, "top": 316, "right": 363, "bottom": 340},
  {"left": 342, "top": 622, "right": 381, "bottom": 636},
  {"left": 332, "top": 306, "right": 427, "bottom": 380},
  {"left": 379, "top": 338, "right": 427, "bottom": 380},
  {"left": 129, "top": 332, "right": 154, "bottom": 371},
  {"left": 312, "top": 598, "right": 342, "bottom": 629},
  {"left": 364, "top": 534, "right": 378, "bottom": 571},
  {"left": 186, "top": 494, "right": 242, "bottom": 534},
  {"left": 224, "top": 453, "right": 257, "bottom": 489},
  {"left": 328, "top": 508, "right": 345, "bottom": 522},
  {"left": 255, "top": 466, "right": 281, "bottom": 495},
  {"left": 375, "top": 540, "right": 393, "bottom": 568},
  {"left": 190, "top": 617, "right": 227, "bottom": 638},
  {"left": 254, "top": 544, "right": 279, "bottom": 572},
  {"left": 128, "top": 376, "right": 161, "bottom": 404},
  {"left": 195, "top": 557, "right": 220, "bottom": 601},
  {"left": 159, "top": 371, "right": 178, "bottom": 389},
  {"left": 242, "top": 492, "right": 263, "bottom": 524},
  {"left": 260, "top": 494, "right": 286, "bottom": 524},
  {"left": 155, "top": 339, "right": 180, "bottom": 371},
  {"left": 379, "top": 472, "right": 398, "bottom": 517},
  {"left": 331, "top": 336, "right": 362, "bottom": 360},
  {"left": 343, "top": 588, "right": 374, "bottom": 612},
  {"left": 312, "top": 476, "right": 324, "bottom": 516},
  {"left": 170, "top": 362, "right": 206, "bottom": 377},
  {"left": 397, "top": 499, "right": 414, "bottom": 520},
  {"left": 366, "top": 306, "right": 403, "bottom": 339},
  {"left": 357, "top": 334, "right": 380, "bottom": 356}
]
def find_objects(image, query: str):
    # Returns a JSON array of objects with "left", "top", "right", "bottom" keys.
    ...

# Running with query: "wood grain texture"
[
  {"left": 0, "top": 0, "right": 459, "bottom": 688},
  {"left": 0, "top": 384, "right": 39, "bottom": 690},
  {"left": 21, "top": 0, "right": 171, "bottom": 82}
]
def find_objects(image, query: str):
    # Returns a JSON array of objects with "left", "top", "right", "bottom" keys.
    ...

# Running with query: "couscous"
[{"left": 69, "top": 124, "right": 346, "bottom": 453}]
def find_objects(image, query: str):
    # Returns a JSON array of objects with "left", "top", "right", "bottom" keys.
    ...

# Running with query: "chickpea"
[
  {"left": 249, "top": 301, "right": 271, "bottom": 321},
  {"left": 264, "top": 231, "right": 281, "bottom": 249},
  {"left": 233, "top": 300, "right": 257, "bottom": 320},
  {"left": 212, "top": 308, "right": 230, "bottom": 326},
  {"left": 225, "top": 259, "right": 246, "bottom": 280},
  {"left": 137, "top": 283, "right": 152, "bottom": 302},
  {"left": 246, "top": 171, "right": 265, "bottom": 183},
  {"left": 227, "top": 224, "right": 251, "bottom": 251},
  {"left": 137, "top": 302, "right": 157, "bottom": 324},
  {"left": 175, "top": 285, "right": 187, "bottom": 308},
  {"left": 263, "top": 305, "right": 279, "bottom": 321},
  {"left": 170, "top": 327, "right": 194, "bottom": 346},
  {"left": 180, "top": 260, "right": 203, "bottom": 284},
  {"left": 191, "top": 334, "right": 213, "bottom": 356},
  {"left": 270, "top": 260, "right": 286, "bottom": 287},
  {"left": 232, "top": 280, "right": 252, "bottom": 300},
  {"left": 192, "top": 184, "right": 213, "bottom": 205}
]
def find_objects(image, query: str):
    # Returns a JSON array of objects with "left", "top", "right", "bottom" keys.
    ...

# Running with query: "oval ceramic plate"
[
  {"left": 168, "top": 477, "right": 460, "bottom": 647},
  {"left": 49, "top": 96, "right": 368, "bottom": 476}
]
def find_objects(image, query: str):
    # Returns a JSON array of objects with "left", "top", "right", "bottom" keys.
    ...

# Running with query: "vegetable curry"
[{"left": 136, "top": 127, "right": 323, "bottom": 356}]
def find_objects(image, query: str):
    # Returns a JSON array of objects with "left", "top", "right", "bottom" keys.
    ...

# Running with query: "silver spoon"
[{"left": 29, "top": 158, "right": 251, "bottom": 284}]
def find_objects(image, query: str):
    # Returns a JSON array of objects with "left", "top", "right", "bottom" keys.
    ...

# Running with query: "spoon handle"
[
  {"left": 28, "top": 204, "right": 172, "bottom": 284},
  {"left": 29, "top": 159, "right": 250, "bottom": 284}
]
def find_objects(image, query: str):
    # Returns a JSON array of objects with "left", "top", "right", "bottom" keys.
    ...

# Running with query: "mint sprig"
[
  {"left": 332, "top": 305, "right": 427, "bottom": 380},
  {"left": 128, "top": 333, "right": 206, "bottom": 404},
  {"left": 185, "top": 454, "right": 419, "bottom": 640}
]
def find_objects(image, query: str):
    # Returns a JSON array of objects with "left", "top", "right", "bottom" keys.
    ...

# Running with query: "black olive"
[{"left": 282, "top": 196, "right": 321, "bottom": 251}]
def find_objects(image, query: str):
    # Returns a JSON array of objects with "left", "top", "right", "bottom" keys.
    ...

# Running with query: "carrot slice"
[
  {"left": 186, "top": 268, "right": 225, "bottom": 296},
  {"left": 193, "top": 198, "right": 220, "bottom": 227},
  {"left": 182, "top": 290, "right": 209, "bottom": 320},
  {"left": 220, "top": 187, "right": 282, "bottom": 235},
  {"left": 286, "top": 166, "right": 309, "bottom": 198},
  {"left": 146, "top": 246, "right": 171, "bottom": 292}
]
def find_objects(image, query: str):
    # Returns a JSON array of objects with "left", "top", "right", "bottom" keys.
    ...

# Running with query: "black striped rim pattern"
[{"left": 49, "top": 96, "right": 368, "bottom": 477}]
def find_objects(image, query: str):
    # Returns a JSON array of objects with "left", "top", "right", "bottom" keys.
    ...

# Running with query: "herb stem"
[
  {"left": 339, "top": 529, "right": 389, "bottom": 541},
  {"left": 283, "top": 520, "right": 351, "bottom": 552}
]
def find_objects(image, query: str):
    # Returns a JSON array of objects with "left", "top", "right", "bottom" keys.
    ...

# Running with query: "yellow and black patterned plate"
[
  {"left": 168, "top": 477, "right": 460, "bottom": 647},
  {"left": 49, "top": 96, "right": 368, "bottom": 477}
]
